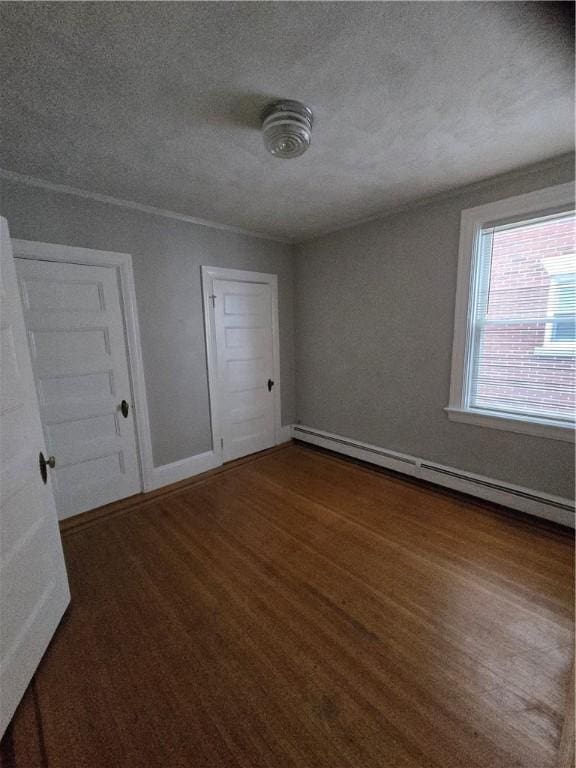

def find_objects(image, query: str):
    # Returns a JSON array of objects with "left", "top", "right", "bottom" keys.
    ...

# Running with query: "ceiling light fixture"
[{"left": 261, "top": 100, "right": 313, "bottom": 159}]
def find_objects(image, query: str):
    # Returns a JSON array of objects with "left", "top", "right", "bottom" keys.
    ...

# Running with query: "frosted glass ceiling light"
[{"left": 261, "top": 100, "right": 313, "bottom": 159}]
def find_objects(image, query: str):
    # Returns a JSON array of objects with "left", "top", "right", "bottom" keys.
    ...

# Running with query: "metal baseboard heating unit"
[
  {"left": 293, "top": 425, "right": 575, "bottom": 528},
  {"left": 294, "top": 426, "right": 417, "bottom": 467},
  {"left": 420, "top": 462, "right": 572, "bottom": 511}
]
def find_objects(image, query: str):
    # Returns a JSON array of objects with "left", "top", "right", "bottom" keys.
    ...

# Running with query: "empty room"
[{"left": 0, "top": 2, "right": 574, "bottom": 767}]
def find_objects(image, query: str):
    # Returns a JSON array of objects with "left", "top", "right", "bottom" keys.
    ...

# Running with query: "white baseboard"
[
  {"left": 147, "top": 426, "right": 294, "bottom": 492},
  {"left": 149, "top": 450, "right": 221, "bottom": 491},
  {"left": 292, "top": 425, "right": 575, "bottom": 528}
]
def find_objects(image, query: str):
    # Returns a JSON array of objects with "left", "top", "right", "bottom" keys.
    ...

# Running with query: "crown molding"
[
  {"left": 297, "top": 152, "right": 575, "bottom": 244},
  {"left": 0, "top": 168, "right": 293, "bottom": 245},
  {"left": 2, "top": 154, "right": 572, "bottom": 247}
]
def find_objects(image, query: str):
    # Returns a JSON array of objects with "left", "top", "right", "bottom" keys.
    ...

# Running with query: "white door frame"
[
  {"left": 201, "top": 266, "right": 282, "bottom": 463},
  {"left": 12, "top": 239, "right": 154, "bottom": 493}
]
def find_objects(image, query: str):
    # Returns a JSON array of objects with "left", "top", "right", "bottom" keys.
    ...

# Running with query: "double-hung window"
[{"left": 447, "top": 184, "right": 575, "bottom": 441}]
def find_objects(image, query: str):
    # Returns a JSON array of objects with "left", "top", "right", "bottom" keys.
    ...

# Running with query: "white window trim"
[{"left": 446, "top": 182, "right": 575, "bottom": 443}]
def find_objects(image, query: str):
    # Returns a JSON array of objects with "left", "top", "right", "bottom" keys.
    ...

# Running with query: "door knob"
[
  {"left": 120, "top": 400, "right": 130, "bottom": 418},
  {"left": 267, "top": 379, "right": 274, "bottom": 392},
  {"left": 39, "top": 452, "right": 56, "bottom": 485}
]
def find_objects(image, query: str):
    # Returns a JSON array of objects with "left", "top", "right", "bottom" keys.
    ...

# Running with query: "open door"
[{"left": 0, "top": 217, "right": 70, "bottom": 737}]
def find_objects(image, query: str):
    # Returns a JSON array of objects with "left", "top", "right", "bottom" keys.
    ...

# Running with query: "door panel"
[
  {"left": 214, "top": 279, "right": 276, "bottom": 462},
  {"left": 0, "top": 217, "right": 70, "bottom": 738},
  {"left": 15, "top": 258, "right": 141, "bottom": 519}
]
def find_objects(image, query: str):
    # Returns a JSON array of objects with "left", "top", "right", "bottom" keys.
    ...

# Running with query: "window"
[
  {"left": 447, "top": 184, "right": 575, "bottom": 441},
  {"left": 551, "top": 277, "right": 575, "bottom": 341},
  {"left": 552, "top": 296, "right": 575, "bottom": 340},
  {"left": 537, "top": 255, "right": 576, "bottom": 352}
]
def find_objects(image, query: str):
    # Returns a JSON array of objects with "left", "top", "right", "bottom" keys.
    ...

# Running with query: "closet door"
[
  {"left": 16, "top": 257, "right": 141, "bottom": 519},
  {"left": 213, "top": 278, "right": 277, "bottom": 462}
]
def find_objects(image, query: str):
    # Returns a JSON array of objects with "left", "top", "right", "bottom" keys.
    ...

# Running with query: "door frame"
[
  {"left": 201, "top": 266, "right": 282, "bottom": 463},
  {"left": 12, "top": 239, "right": 154, "bottom": 493}
]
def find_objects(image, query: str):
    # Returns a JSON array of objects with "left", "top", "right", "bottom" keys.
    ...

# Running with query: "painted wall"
[
  {"left": 0, "top": 179, "right": 295, "bottom": 467},
  {"left": 294, "top": 155, "right": 575, "bottom": 499}
]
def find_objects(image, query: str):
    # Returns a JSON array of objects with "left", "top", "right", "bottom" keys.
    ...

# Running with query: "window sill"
[{"left": 445, "top": 407, "right": 574, "bottom": 443}]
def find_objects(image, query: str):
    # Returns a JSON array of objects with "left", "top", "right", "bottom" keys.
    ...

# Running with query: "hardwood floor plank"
[
  {"left": 181, "top": 476, "right": 568, "bottom": 764},
  {"left": 160, "top": 499, "right": 515, "bottom": 767},
  {"left": 0, "top": 682, "right": 45, "bottom": 768},
  {"left": 3, "top": 444, "right": 573, "bottom": 767}
]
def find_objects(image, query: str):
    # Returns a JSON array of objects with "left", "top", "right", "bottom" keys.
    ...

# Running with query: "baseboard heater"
[{"left": 293, "top": 425, "right": 575, "bottom": 528}]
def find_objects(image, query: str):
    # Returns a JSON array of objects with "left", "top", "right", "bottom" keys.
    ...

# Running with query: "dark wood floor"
[{"left": 1, "top": 443, "right": 574, "bottom": 768}]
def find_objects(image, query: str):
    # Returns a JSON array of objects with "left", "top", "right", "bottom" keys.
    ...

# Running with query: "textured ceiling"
[{"left": 1, "top": 2, "right": 574, "bottom": 241}]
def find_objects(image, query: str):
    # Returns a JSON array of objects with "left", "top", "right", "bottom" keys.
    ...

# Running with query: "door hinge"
[
  {"left": 209, "top": 294, "right": 217, "bottom": 308},
  {"left": 220, "top": 437, "right": 224, "bottom": 450}
]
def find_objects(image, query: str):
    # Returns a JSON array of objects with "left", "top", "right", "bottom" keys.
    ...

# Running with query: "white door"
[
  {"left": 213, "top": 279, "right": 277, "bottom": 462},
  {"left": 15, "top": 258, "right": 141, "bottom": 519},
  {"left": 0, "top": 218, "right": 70, "bottom": 738}
]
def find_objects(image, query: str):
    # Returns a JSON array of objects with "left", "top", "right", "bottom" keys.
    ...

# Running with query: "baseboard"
[
  {"left": 149, "top": 426, "right": 293, "bottom": 491},
  {"left": 292, "top": 425, "right": 575, "bottom": 528},
  {"left": 149, "top": 450, "right": 221, "bottom": 491}
]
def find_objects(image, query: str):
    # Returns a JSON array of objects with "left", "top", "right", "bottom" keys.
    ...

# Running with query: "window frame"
[{"left": 446, "top": 182, "right": 575, "bottom": 443}]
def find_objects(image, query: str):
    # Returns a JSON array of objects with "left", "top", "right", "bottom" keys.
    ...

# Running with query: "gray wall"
[
  {"left": 0, "top": 179, "right": 295, "bottom": 466},
  {"left": 3, "top": 155, "right": 573, "bottom": 497},
  {"left": 294, "top": 155, "right": 575, "bottom": 499}
]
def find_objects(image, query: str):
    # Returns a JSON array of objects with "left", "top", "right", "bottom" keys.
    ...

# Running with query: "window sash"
[{"left": 463, "top": 212, "right": 575, "bottom": 425}]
